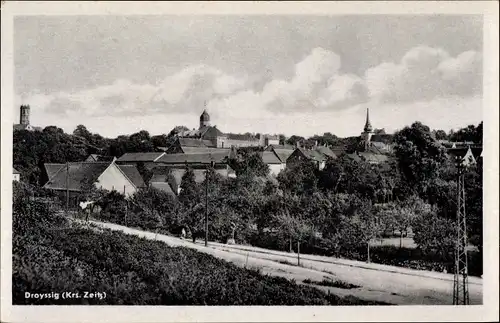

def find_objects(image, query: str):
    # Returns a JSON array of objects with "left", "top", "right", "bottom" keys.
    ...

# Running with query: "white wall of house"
[
  {"left": 13, "top": 173, "right": 20, "bottom": 182},
  {"left": 96, "top": 162, "right": 137, "bottom": 197},
  {"left": 268, "top": 163, "right": 285, "bottom": 176}
]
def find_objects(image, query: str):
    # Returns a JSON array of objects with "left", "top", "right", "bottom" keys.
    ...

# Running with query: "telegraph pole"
[
  {"left": 66, "top": 162, "right": 70, "bottom": 215},
  {"left": 453, "top": 152, "right": 471, "bottom": 305},
  {"left": 205, "top": 160, "right": 215, "bottom": 247}
]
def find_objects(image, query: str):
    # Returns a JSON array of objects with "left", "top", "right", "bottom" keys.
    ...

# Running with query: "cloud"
[
  {"left": 16, "top": 46, "right": 482, "bottom": 126},
  {"left": 20, "top": 65, "right": 248, "bottom": 118},
  {"left": 364, "top": 46, "right": 482, "bottom": 103}
]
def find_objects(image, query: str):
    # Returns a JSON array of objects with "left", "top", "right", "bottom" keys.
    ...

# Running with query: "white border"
[{"left": 1, "top": 2, "right": 498, "bottom": 322}]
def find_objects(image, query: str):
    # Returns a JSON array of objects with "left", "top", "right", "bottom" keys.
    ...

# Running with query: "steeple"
[
  {"left": 199, "top": 108, "right": 211, "bottom": 129},
  {"left": 363, "top": 108, "right": 373, "bottom": 133}
]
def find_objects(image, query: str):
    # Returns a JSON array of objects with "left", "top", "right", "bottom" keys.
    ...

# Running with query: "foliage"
[
  {"left": 12, "top": 188, "right": 380, "bottom": 305},
  {"left": 393, "top": 122, "right": 447, "bottom": 195}
]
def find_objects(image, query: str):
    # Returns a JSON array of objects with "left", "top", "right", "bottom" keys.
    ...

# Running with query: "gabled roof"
[
  {"left": 44, "top": 163, "right": 65, "bottom": 181},
  {"left": 116, "top": 152, "right": 165, "bottom": 163},
  {"left": 177, "top": 137, "right": 211, "bottom": 148},
  {"left": 273, "top": 149, "right": 294, "bottom": 163},
  {"left": 117, "top": 165, "right": 145, "bottom": 188},
  {"left": 179, "top": 147, "right": 230, "bottom": 154},
  {"left": 259, "top": 151, "right": 283, "bottom": 164},
  {"left": 155, "top": 152, "right": 230, "bottom": 165},
  {"left": 13, "top": 167, "right": 20, "bottom": 174},
  {"left": 43, "top": 162, "right": 112, "bottom": 191},
  {"left": 293, "top": 148, "right": 327, "bottom": 162},
  {"left": 315, "top": 146, "right": 337, "bottom": 159},
  {"left": 358, "top": 152, "right": 390, "bottom": 164}
]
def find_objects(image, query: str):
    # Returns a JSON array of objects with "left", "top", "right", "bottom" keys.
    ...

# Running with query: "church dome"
[{"left": 200, "top": 109, "right": 210, "bottom": 122}]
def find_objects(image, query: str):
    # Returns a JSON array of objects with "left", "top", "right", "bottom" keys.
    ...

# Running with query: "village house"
[
  {"left": 264, "top": 144, "right": 296, "bottom": 164},
  {"left": 115, "top": 152, "right": 166, "bottom": 170},
  {"left": 164, "top": 137, "right": 231, "bottom": 154},
  {"left": 286, "top": 144, "right": 338, "bottom": 170},
  {"left": 43, "top": 160, "right": 145, "bottom": 207},
  {"left": 259, "top": 150, "right": 285, "bottom": 176}
]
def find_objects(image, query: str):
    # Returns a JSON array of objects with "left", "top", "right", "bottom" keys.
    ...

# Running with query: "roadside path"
[{"left": 82, "top": 220, "right": 482, "bottom": 305}]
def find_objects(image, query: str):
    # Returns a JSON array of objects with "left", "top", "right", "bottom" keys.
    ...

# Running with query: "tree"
[
  {"left": 178, "top": 167, "right": 203, "bottom": 242},
  {"left": 412, "top": 207, "right": 456, "bottom": 258},
  {"left": 393, "top": 122, "right": 447, "bottom": 197},
  {"left": 228, "top": 149, "right": 269, "bottom": 177},
  {"left": 128, "top": 186, "right": 177, "bottom": 231},
  {"left": 277, "top": 160, "right": 318, "bottom": 195},
  {"left": 285, "top": 135, "right": 305, "bottom": 147},
  {"left": 432, "top": 129, "right": 448, "bottom": 141},
  {"left": 73, "top": 124, "right": 93, "bottom": 140}
]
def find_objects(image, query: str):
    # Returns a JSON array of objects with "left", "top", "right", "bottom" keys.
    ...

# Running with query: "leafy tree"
[
  {"left": 412, "top": 208, "right": 456, "bottom": 258},
  {"left": 285, "top": 135, "right": 305, "bottom": 147},
  {"left": 277, "top": 160, "right": 318, "bottom": 195},
  {"left": 129, "top": 186, "right": 178, "bottom": 231},
  {"left": 178, "top": 167, "right": 203, "bottom": 242},
  {"left": 432, "top": 129, "right": 448, "bottom": 141},
  {"left": 393, "top": 122, "right": 447, "bottom": 197},
  {"left": 227, "top": 149, "right": 269, "bottom": 177}
]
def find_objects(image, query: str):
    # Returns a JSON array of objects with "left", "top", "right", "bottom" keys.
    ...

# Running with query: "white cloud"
[
  {"left": 364, "top": 46, "right": 482, "bottom": 103},
  {"left": 14, "top": 46, "right": 483, "bottom": 137}
]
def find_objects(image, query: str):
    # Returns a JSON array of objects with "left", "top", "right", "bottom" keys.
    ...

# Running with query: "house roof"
[
  {"left": 13, "top": 167, "right": 20, "bottom": 174},
  {"left": 117, "top": 165, "right": 145, "bottom": 188},
  {"left": 315, "top": 146, "right": 337, "bottom": 159},
  {"left": 358, "top": 152, "right": 390, "bottom": 164},
  {"left": 177, "top": 137, "right": 212, "bottom": 148},
  {"left": 179, "top": 147, "right": 230, "bottom": 154},
  {"left": 296, "top": 148, "right": 328, "bottom": 162},
  {"left": 330, "top": 145, "right": 347, "bottom": 156},
  {"left": 116, "top": 152, "right": 165, "bottom": 163},
  {"left": 273, "top": 149, "right": 294, "bottom": 163},
  {"left": 447, "top": 147, "right": 482, "bottom": 159},
  {"left": 44, "top": 163, "right": 65, "bottom": 181},
  {"left": 259, "top": 151, "right": 283, "bottom": 164},
  {"left": 43, "top": 162, "right": 112, "bottom": 191},
  {"left": 155, "top": 152, "right": 230, "bottom": 165},
  {"left": 345, "top": 153, "right": 363, "bottom": 162}
]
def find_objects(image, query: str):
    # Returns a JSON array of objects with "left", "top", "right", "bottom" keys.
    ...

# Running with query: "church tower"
[
  {"left": 199, "top": 109, "right": 211, "bottom": 129},
  {"left": 361, "top": 108, "right": 373, "bottom": 149},
  {"left": 20, "top": 105, "right": 30, "bottom": 126}
]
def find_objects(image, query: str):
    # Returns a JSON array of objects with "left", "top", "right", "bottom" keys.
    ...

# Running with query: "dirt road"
[{"left": 84, "top": 220, "right": 482, "bottom": 305}]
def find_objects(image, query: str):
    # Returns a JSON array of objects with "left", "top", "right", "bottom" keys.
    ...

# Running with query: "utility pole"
[
  {"left": 205, "top": 161, "right": 215, "bottom": 247},
  {"left": 66, "top": 162, "right": 70, "bottom": 215},
  {"left": 453, "top": 152, "right": 471, "bottom": 305}
]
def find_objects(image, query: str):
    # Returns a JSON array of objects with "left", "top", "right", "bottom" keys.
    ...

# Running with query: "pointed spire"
[{"left": 363, "top": 108, "right": 373, "bottom": 132}]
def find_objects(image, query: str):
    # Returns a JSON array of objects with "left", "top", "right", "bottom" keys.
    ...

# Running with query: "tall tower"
[
  {"left": 361, "top": 108, "right": 373, "bottom": 149},
  {"left": 452, "top": 150, "right": 472, "bottom": 305},
  {"left": 200, "top": 109, "right": 211, "bottom": 129},
  {"left": 20, "top": 105, "right": 30, "bottom": 125}
]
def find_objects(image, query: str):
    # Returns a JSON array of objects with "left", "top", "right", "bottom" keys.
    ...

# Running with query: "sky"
[{"left": 14, "top": 15, "right": 483, "bottom": 138}]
